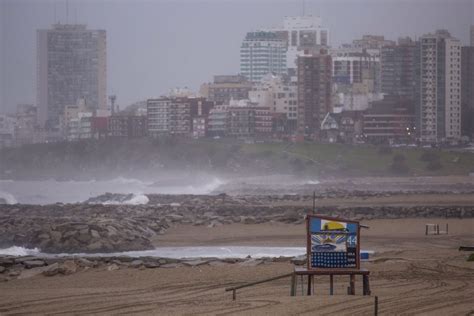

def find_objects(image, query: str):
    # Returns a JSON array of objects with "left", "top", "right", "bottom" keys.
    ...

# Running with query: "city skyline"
[{"left": 0, "top": 0, "right": 472, "bottom": 113}]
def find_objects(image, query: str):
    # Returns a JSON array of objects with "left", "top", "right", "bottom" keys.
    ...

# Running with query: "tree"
[{"left": 390, "top": 153, "right": 409, "bottom": 174}]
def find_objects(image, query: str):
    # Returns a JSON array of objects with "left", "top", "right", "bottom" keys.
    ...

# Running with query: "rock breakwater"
[{"left": 1, "top": 192, "right": 473, "bottom": 253}]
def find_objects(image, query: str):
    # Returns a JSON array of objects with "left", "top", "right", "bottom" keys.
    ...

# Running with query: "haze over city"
[
  {"left": 0, "top": 1, "right": 474, "bottom": 314},
  {"left": 0, "top": 0, "right": 472, "bottom": 112}
]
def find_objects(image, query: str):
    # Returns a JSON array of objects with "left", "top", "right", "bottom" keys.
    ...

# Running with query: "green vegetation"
[
  {"left": 390, "top": 153, "right": 410, "bottom": 174},
  {"left": 1, "top": 138, "right": 474, "bottom": 179}
]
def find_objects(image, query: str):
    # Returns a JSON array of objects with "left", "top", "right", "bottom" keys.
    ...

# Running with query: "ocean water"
[
  {"left": 0, "top": 246, "right": 306, "bottom": 259},
  {"left": 0, "top": 246, "right": 374, "bottom": 260},
  {"left": 0, "top": 176, "right": 225, "bottom": 205},
  {"left": 0, "top": 174, "right": 321, "bottom": 205}
]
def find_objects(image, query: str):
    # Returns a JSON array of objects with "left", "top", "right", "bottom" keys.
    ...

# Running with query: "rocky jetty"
[
  {"left": 0, "top": 254, "right": 303, "bottom": 282},
  {"left": 0, "top": 192, "right": 473, "bottom": 254}
]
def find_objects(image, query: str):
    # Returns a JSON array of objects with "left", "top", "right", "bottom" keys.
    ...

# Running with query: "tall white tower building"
[
  {"left": 240, "top": 31, "right": 287, "bottom": 82},
  {"left": 240, "top": 16, "right": 330, "bottom": 82}
]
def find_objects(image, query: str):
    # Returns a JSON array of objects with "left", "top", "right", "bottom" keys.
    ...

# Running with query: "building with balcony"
[
  {"left": 381, "top": 37, "right": 417, "bottom": 99},
  {"left": 297, "top": 53, "right": 333, "bottom": 139},
  {"left": 240, "top": 31, "right": 287, "bottom": 82},
  {"left": 417, "top": 30, "right": 461, "bottom": 143},
  {"left": 363, "top": 96, "right": 416, "bottom": 143}
]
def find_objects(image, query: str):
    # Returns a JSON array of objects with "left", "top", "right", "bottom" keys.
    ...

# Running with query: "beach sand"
[{"left": 0, "top": 218, "right": 473, "bottom": 315}]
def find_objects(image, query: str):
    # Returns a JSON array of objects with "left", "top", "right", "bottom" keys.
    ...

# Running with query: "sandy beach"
[{"left": 0, "top": 218, "right": 473, "bottom": 315}]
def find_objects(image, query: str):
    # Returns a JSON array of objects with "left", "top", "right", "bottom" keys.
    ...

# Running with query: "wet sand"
[{"left": 0, "top": 218, "right": 473, "bottom": 315}]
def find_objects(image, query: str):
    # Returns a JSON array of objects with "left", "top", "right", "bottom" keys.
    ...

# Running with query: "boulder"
[
  {"left": 50, "top": 231, "right": 62, "bottom": 242},
  {"left": 23, "top": 260, "right": 46, "bottom": 269},
  {"left": 107, "top": 264, "right": 119, "bottom": 271},
  {"left": 130, "top": 260, "right": 144, "bottom": 268},
  {"left": 77, "top": 258, "right": 96, "bottom": 268},
  {"left": 291, "top": 255, "right": 306, "bottom": 265},
  {"left": 90, "top": 230, "right": 101, "bottom": 239},
  {"left": 42, "top": 263, "right": 60, "bottom": 276},
  {"left": 144, "top": 262, "right": 160, "bottom": 268},
  {"left": 59, "top": 260, "right": 77, "bottom": 275},
  {"left": 242, "top": 216, "right": 256, "bottom": 224},
  {"left": 87, "top": 241, "right": 105, "bottom": 252},
  {"left": 0, "top": 257, "right": 14, "bottom": 267},
  {"left": 207, "top": 220, "right": 222, "bottom": 228}
]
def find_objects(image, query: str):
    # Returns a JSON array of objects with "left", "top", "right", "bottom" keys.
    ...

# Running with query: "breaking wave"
[
  {"left": 0, "top": 190, "right": 17, "bottom": 204},
  {"left": 1, "top": 176, "right": 225, "bottom": 204},
  {"left": 107, "top": 177, "right": 153, "bottom": 186},
  {"left": 102, "top": 194, "right": 150, "bottom": 205},
  {"left": 0, "top": 246, "right": 40, "bottom": 256}
]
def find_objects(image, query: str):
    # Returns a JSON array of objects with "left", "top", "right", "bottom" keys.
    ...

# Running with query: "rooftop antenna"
[
  {"left": 109, "top": 95, "right": 117, "bottom": 115},
  {"left": 54, "top": 1, "right": 57, "bottom": 24},
  {"left": 66, "top": 0, "right": 69, "bottom": 24},
  {"left": 302, "top": 0, "right": 305, "bottom": 16}
]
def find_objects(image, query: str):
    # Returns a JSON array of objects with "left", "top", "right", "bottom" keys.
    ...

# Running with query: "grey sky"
[{"left": 0, "top": 0, "right": 472, "bottom": 113}]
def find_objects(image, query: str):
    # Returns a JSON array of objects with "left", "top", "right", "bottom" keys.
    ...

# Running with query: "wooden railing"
[{"left": 225, "top": 272, "right": 294, "bottom": 300}]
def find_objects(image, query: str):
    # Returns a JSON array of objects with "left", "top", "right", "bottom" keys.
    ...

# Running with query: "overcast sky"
[{"left": 0, "top": 0, "right": 473, "bottom": 113}]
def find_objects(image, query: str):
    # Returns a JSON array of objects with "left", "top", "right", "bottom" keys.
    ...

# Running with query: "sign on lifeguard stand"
[{"left": 306, "top": 215, "right": 360, "bottom": 270}]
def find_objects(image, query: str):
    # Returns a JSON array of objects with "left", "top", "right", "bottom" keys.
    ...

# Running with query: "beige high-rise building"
[
  {"left": 37, "top": 24, "right": 106, "bottom": 129},
  {"left": 417, "top": 30, "right": 461, "bottom": 142}
]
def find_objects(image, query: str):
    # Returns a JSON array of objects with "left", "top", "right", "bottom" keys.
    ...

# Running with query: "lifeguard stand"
[{"left": 291, "top": 215, "right": 371, "bottom": 296}]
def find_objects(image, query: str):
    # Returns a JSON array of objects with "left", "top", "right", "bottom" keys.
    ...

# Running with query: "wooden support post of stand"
[
  {"left": 437, "top": 224, "right": 440, "bottom": 235},
  {"left": 307, "top": 275, "right": 312, "bottom": 295},
  {"left": 363, "top": 274, "right": 371, "bottom": 295},
  {"left": 232, "top": 289, "right": 236, "bottom": 301},
  {"left": 349, "top": 274, "right": 355, "bottom": 295},
  {"left": 446, "top": 223, "right": 448, "bottom": 234},
  {"left": 290, "top": 273, "right": 296, "bottom": 296},
  {"left": 330, "top": 274, "right": 334, "bottom": 295},
  {"left": 374, "top": 296, "right": 379, "bottom": 316},
  {"left": 300, "top": 275, "right": 304, "bottom": 295},
  {"left": 425, "top": 225, "right": 428, "bottom": 235}
]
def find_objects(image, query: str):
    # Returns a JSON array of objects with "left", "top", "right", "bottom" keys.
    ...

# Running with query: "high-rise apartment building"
[
  {"left": 267, "top": 16, "right": 330, "bottom": 75},
  {"left": 37, "top": 24, "right": 107, "bottom": 129},
  {"left": 332, "top": 50, "right": 379, "bottom": 88},
  {"left": 297, "top": 53, "right": 332, "bottom": 138},
  {"left": 470, "top": 25, "right": 474, "bottom": 46},
  {"left": 417, "top": 30, "right": 462, "bottom": 142},
  {"left": 461, "top": 46, "right": 474, "bottom": 138},
  {"left": 240, "top": 31, "right": 287, "bottom": 82},
  {"left": 381, "top": 37, "right": 417, "bottom": 100}
]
